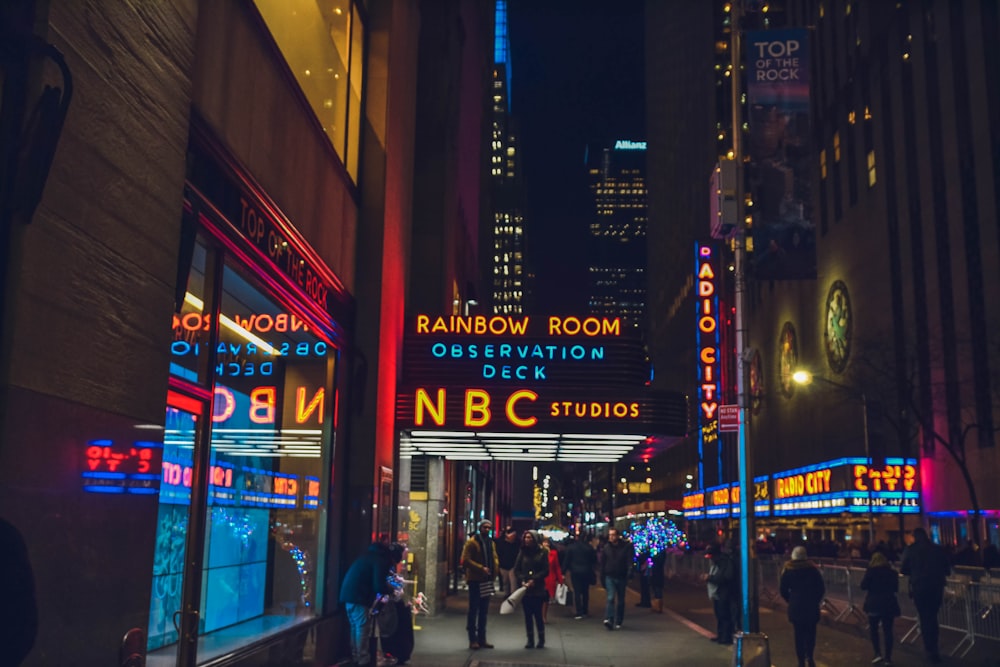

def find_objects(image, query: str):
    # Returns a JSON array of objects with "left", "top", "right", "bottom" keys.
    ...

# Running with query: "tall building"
[
  {"left": 0, "top": 1, "right": 493, "bottom": 664},
  {"left": 487, "top": 0, "right": 526, "bottom": 315},
  {"left": 586, "top": 141, "right": 649, "bottom": 330},
  {"left": 648, "top": 1, "right": 1000, "bottom": 551}
]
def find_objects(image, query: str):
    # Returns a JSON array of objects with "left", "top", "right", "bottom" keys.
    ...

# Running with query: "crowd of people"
[{"left": 338, "top": 524, "right": 995, "bottom": 666}]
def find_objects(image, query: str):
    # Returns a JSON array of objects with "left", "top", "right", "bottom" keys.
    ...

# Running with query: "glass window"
[
  {"left": 253, "top": 0, "right": 365, "bottom": 183},
  {"left": 149, "top": 237, "right": 335, "bottom": 660}
]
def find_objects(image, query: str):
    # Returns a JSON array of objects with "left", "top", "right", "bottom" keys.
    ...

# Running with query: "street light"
[{"left": 792, "top": 370, "right": 876, "bottom": 547}]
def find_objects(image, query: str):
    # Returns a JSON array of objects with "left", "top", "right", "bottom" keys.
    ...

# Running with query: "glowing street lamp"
[{"left": 792, "top": 369, "right": 875, "bottom": 546}]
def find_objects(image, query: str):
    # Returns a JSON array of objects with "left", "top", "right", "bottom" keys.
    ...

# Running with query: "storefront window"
[
  {"left": 253, "top": 0, "right": 366, "bottom": 182},
  {"left": 149, "top": 239, "right": 335, "bottom": 660}
]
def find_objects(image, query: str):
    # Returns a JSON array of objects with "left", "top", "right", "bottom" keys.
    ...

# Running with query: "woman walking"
[
  {"left": 861, "top": 551, "right": 901, "bottom": 665},
  {"left": 779, "top": 546, "right": 826, "bottom": 667},
  {"left": 541, "top": 535, "right": 564, "bottom": 623},
  {"left": 513, "top": 530, "right": 550, "bottom": 648}
]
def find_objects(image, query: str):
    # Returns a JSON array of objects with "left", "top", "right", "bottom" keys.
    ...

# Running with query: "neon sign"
[
  {"left": 696, "top": 246, "right": 720, "bottom": 423},
  {"left": 80, "top": 439, "right": 163, "bottom": 494},
  {"left": 414, "top": 314, "right": 621, "bottom": 337},
  {"left": 614, "top": 140, "right": 647, "bottom": 150}
]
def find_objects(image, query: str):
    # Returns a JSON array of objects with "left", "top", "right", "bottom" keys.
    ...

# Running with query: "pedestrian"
[
  {"left": 460, "top": 519, "right": 499, "bottom": 650},
  {"left": 0, "top": 517, "right": 37, "bottom": 667},
  {"left": 513, "top": 529, "right": 549, "bottom": 648},
  {"left": 495, "top": 527, "right": 520, "bottom": 596},
  {"left": 563, "top": 533, "right": 598, "bottom": 619},
  {"left": 702, "top": 543, "right": 736, "bottom": 645},
  {"left": 600, "top": 528, "right": 635, "bottom": 630},
  {"left": 861, "top": 551, "right": 901, "bottom": 665},
  {"left": 636, "top": 549, "right": 652, "bottom": 608},
  {"left": 779, "top": 545, "right": 826, "bottom": 667},
  {"left": 650, "top": 548, "right": 666, "bottom": 613},
  {"left": 900, "top": 527, "right": 951, "bottom": 664},
  {"left": 339, "top": 541, "right": 405, "bottom": 667},
  {"left": 540, "top": 535, "right": 564, "bottom": 623}
]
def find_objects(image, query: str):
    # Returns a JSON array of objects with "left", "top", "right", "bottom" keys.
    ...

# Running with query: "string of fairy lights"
[{"left": 624, "top": 516, "right": 688, "bottom": 557}]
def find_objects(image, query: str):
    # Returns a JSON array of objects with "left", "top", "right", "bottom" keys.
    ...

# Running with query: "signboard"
[
  {"left": 683, "top": 457, "right": 921, "bottom": 520},
  {"left": 397, "top": 314, "right": 687, "bottom": 439},
  {"left": 718, "top": 404, "right": 740, "bottom": 432},
  {"left": 746, "top": 28, "right": 815, "bottom": 280}
]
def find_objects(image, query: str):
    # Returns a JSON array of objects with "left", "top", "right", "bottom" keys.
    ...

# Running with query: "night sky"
[{"left": 507, "top": 0, "right": 646, "bottom": 314}]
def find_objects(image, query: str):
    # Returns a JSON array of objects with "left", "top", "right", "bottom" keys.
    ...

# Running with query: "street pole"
[
  {"left": 860, "top": 391, "right": 875, "bottom": 547},
  {"left": 731, "top": 0, "right": 758, "bottom": 635}
]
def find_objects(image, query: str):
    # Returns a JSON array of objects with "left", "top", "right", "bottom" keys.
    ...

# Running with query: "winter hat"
[{"left": 791, "top": 546, "right": 808, "bottom": 561}]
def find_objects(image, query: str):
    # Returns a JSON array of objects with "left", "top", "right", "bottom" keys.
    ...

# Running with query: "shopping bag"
[
  {"left": 500, "top": 585, "right": 527, "bottom": 615},
  {"left": 555, "top": 582, "right": 569, "bottom": 605}
]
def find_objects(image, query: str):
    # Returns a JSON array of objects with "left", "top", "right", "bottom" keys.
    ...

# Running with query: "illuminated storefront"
[
  {"left": 143, "top": 128, "right": 351, "bottom": 659},
  {"left": 683, "top": 457, "right": 921, "bottom": 537}
]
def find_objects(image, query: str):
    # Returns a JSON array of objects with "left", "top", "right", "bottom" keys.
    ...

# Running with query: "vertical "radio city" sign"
[{"left": 695, "top": 243, "right": 720, "bottom": 436}]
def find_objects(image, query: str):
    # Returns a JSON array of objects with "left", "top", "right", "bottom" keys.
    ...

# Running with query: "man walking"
[
  {"left": 564, "top": 533, "right": 598, "bottom": 618},
  {"left": 461, "top": 520, "right": 499, "bottom": 650},
  {"left": 703, "top": 544, "right": 737, "bottom": 645},
  {"left": 600, "top": 528, "right": 634, "bottom": 630},
  {"left": 495, "top": 526, "right": 520, "bottom": 596},
  {"left": 900, "top": 527, "right": 951, "bottom": 663}
]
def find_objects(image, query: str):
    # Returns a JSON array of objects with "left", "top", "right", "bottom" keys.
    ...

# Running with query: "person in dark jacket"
[
  {"left": 495, "top": 527, "right": 520, "bottom": 596},
  {"left": 600, "top": 528, "right": 635, "bottom": 630},
  {"left": 779, "top": 546, "right": 825, "bottom": 667},
  {"left": 703, "top": 544, "right": 736, "bottom": 644},
  {"left": 650, "top": 548, "right": 666, "bottom": 613},
  {"left": 0, "top": 517, "right": 37, "bottom": 667},
  {"left": 340, "top": 542, "right": 403, "bottom": 667},
  {"left": 513, "top": 530, "right": 549, "bottom": 648},
  {"left": 460, "top": 520, "right": 499, "bottom": 650},
  {"left": 861, "top": 551, "right": 901, "bottom": 665},
  {"left": 900, "top": 527, "right": 951, "bottom": 664},
  {"left": 563, "top": 534, "right": 598, "bottom": 618}
]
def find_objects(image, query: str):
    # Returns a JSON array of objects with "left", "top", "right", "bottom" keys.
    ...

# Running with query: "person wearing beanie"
[
  {"left": 779, "top": 546, "right": 825, "bottom": 667},
  {"left": 861, "top": 551, "right": 901, "bottom": 665},
  {"left": 513, "top": 530, "right": 550, "bottom": 648},
  {"left": 461, "top": 520, "right": 499, "bottom": 650}
]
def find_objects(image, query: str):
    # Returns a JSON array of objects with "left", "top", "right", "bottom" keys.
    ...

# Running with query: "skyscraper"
[
  {"left": 586, "top": 140, "right": 648, "bottom": 330},
  {"left": 487, "top": 0, "right": 526, "bottom": 315}
]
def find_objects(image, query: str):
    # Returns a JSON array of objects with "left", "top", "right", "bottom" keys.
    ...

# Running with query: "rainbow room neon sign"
[{"left": 398, "top": 313, "right": 688, "bottom": 436}]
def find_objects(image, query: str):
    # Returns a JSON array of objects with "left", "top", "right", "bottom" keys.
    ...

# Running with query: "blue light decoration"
[
  {"left": 625, "top": 516, "right": 688, "bottom": 558},
  {"left": 272, "top": 525, "right": 313, "bottom": 607}
]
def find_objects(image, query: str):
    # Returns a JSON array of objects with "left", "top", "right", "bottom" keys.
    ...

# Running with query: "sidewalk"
[{"left": 391, "top": 579, "right": 1000, "bottom": 667}]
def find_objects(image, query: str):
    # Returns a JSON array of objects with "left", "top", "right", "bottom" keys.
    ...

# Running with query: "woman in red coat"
[{"left": 541, "top": 535, "right": 564, "bottom": 623}]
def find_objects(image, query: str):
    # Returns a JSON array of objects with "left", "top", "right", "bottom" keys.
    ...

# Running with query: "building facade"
[
  {"left": 0, "top": 1, "right": 493, "bottom": 665},
  {"left": 649, "top": 1, "right": 1000, "bottom": 553}
]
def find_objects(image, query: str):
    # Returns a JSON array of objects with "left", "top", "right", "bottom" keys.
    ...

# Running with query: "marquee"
[{"left": 396, "top": 314, "right": 688, "bottom": 461}]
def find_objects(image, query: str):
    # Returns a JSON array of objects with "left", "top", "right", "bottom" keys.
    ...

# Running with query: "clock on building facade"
[
  {"left": 824, "top": 280, "right": 852, "bottom": 373},
  {"left": 779, "top": 321, "right": 798, "bottom": 398}
]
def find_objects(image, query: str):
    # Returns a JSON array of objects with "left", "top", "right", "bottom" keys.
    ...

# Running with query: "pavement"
[{"left": 386, "top": 577, "right": 1000, "bottom": 667}]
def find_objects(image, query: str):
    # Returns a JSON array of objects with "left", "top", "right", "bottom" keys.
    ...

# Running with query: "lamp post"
[
  {"left": 792, "top": 370, "right": 876, "bottom": 547},
  {"left": 728, "top": 0, "right": 758, "bottom": 635}
]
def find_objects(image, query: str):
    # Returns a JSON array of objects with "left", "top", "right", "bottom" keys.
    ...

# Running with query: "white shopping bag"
[
  {"left": 555, "top": 582, "right": 569, "bottom": 605},
  {"left": 500, "top": 585, "right": 527, "bottom": 615}
]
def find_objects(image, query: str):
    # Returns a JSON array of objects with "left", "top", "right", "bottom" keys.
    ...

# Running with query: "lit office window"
[{"left": 253, "top": 1, "right": 366, "bottom": 182}]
